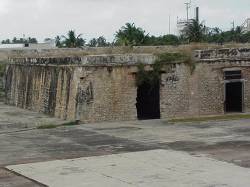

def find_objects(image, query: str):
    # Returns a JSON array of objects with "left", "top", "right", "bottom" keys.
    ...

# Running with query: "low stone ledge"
[{"left": 8, "top": 54, "right": 157, "bottom": 66}]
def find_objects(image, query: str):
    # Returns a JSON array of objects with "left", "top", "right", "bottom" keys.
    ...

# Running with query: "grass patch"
[
  {"left": 37, "top": 124, "right": 58, "bottom": 129},
  {"left": 61, "top": 121, "right": 79, "bottom": 126},
  {"left": 156, "top": 52, "right": 191, "bottom": 63},
  {"left": 169, "top": 114, "right": 250, "bottom": 123},
  {"left": 37, "top": 121, "right": 79, "bottom": 129}
]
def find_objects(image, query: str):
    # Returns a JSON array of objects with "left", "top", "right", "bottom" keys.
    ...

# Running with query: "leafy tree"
[
  {"left": 205, "top": 27, "right": 224, "bottom": 44},
  {"left": 232, "top": 26, "right": 243, "bottom": 42},
  {"left": 204, "top": 26, "right": 250, "bottom": 44},
  {"left": 1, "top": 39, "right": 11, "bottom": 44},
  {"left": 62, "top": 30, "right": 85, "bottom": 48},
  {"left": 88, "top": 38, "right": 97, "bottom": 47},
  {"left": 145, "top": 35, "right": 180, "bottom": 46},
  {"left": 241, "top": 32, "right": 250, "bottom": 43},
  {"left": 182, "top": 20, "right": 206, "bottom": 43},
  {"left": 160, "top": 35, "right": 180, "bottom": 45},
  {"left": 27, "top": 37, "right": 38, "bottom": 43},
  {"left": 96, "top": 36, "right": 109, "bottom": 47},
  {"left": 88, "top": 36, "right": 109, "bottom": 47},
  {"left": 10, "top": 37, "right": 37, "bottom": 44},
  {"left": 115, "top": 23, "right": 148, "bottom": 46},
  {"left": 12, "top": 37, "right": 18, "bottom": 43}
]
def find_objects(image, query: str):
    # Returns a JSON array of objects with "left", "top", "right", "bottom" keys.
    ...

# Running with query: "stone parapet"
[
  {"left": 195, "top": 48, "right": 250, "bottom": 61},
  {"left": 9, "top": 54, "right": 156, "bottom": 66}
]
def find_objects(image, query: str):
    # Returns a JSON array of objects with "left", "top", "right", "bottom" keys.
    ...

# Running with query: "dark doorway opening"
[
  {"left": 136, "top": 80, "right": 160, "bottom": 120},
  {"left": 225, "top": 82, "right": 243, "bottom": 113}
]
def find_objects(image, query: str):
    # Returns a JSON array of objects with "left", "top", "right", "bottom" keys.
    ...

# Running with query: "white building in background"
[
  {"left": 177, "top": 19, "right": 195, "bottom": 35},
  {"left": 177, "top": 7, "right": 199, "bottom": 36},
  {"left": 0, "top": 41, "right": 57, "bottom": 49},
  {"left": 241, "top": 18, "right": 250, "bottom": 33}
]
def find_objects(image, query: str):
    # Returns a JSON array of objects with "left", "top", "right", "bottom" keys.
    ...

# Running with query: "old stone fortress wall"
[{"left": 3, "top": 45, "right": 250, "bottom": 123}]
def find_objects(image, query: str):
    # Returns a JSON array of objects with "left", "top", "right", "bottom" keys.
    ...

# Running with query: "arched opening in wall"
[{"left": 136, "top": 74, "right": 160, "bottom": 120}]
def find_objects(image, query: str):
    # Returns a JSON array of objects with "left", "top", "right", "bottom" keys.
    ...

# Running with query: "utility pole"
[
  {"left": 231, "top": 21, "right": 235, "bottom": 30},
  {"left": 185, "top": 1, "right": 191, "bottom": 21},
  {"left": 169, "top": 15, "right": 171, "bottom": 35}
]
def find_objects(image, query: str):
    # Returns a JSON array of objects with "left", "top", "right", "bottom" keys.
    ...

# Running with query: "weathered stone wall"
[
  {"left": 5, "top": 64, "right": 138, "bottom": 122},
  {"left": 160, "top": 62, "right": 224, "bottom": 118},
  {"left": 71, "top": 66, "right": 137, "bottom": 122},
  {"left": 160, "top": 61, "right": 250, "bottom": 118},
  {"left": 5, "top": 48, "right": 250, "bottom": 122}
]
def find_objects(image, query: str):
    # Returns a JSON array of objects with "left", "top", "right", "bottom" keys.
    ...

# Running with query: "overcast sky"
[{"left": 0, "top": 0, "right": 249, "bottom": 42}]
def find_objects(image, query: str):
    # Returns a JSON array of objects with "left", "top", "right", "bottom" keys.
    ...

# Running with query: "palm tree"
[
  {"left": 96, "top": 36, "right": 108, "bottom": 47},
  {"left": 233, "top": 26, "right": 242, "bottom": 42},
  {"left": 88, "top": 38, "right": 97, "bottom": 47},
  {"left": 115, "top": 23, "right": 148, "bottom": 46},
  {"left": 88, "top": 36, "right": 109, "bottom": 47},
  {"left": 62, "top": 30, "right": 85, "bottom": 48},
  {"left": 182, "top": 20, "right": 206, "bottom": 43}
]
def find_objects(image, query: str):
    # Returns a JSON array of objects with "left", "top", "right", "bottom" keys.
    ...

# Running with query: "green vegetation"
[
  {"left": 115, "top": 23, "right": 148, "bottom": 46},
  {"left": 61, "top": 30, "right": 85, "bottom": 48},
  {"left": 37, "top": 124, "right": 58, "bottom": 129},
  {"left": 2, "top": 37, "right": 37, "bottom": 44},
  {"left": 2, "top": 22, "right": 250, "bottom": 48},
  {"left": 37, "top": 121, "right": 79, "bottom": 129},
  {"left": 169, "top": 114, "right": 250, "bottom": 123},
  {"left": 136, "top": 52, "right": 193, "bottom": 86},
  {"left": 113, "top": 22, "right": 250, "bottom": 47},
  {"left": 136, "top": 63, "right": 161, "bottom": 86},
  {"left": 145, "top": 34, "right": 180, "bottom": 46},
  {"left": 156, "top": 52, "right": 191, "bottom": 63},
  {"left": 182, "top": 20, "right": 206, "bottom": 43},
  {"left": 88, "top": 36, "right": 110, "bottom": 47},
  {"left": 156, "top": 52, "right": 195, "bottom": 73},
  {"left": 61, "top": 121, "right": 79, "bottom": 126}
]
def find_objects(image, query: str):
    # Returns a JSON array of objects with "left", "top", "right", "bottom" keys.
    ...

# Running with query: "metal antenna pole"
[
  {"left": 185, "top": 1, "right": 191, "bottom": 21},
  {"left": 231, "top": 21, "right": 235, "bottom": 30},
  {"left": 169, "top": 15, "right": 171, "bottom": 35}
]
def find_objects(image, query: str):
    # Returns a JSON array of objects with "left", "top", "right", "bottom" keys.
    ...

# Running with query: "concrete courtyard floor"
[{"left": 1, "top": 103, "right": 250, "bottom": 186}]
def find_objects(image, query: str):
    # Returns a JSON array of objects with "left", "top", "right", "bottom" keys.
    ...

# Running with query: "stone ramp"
[{"left": 7, "top": 150, "right": 250, "bottom": 187}]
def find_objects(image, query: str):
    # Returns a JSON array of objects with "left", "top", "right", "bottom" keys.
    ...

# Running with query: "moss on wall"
[
  {"left": 156, "top": 52, "right": 196, "bottom": 74},
  {"left": 136, "top": 52, "right": 194, "bottom": 86}
]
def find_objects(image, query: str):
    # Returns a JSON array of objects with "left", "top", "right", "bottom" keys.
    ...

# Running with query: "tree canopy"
[
  {"left": 2, "top": 22, "right": 250, "bottom": 48},
  {"left": 61, "top": 30, "right": 85, "bottom": 48},
  {"left": 115, "top": 23, "right": 148, "bottom": 46},
  {"left": 182, "top": 20, "right": 206, "bottom": 43},
  {"left": 2, "top": 37, "right": 38, "bottom": 44},
  {"left": 88, "top": 36, "right": 110, "bottom": 47}
]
